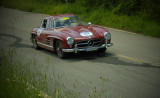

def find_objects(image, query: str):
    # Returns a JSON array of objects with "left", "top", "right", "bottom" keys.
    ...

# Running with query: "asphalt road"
[{"left": 0, "top": 7, "right": 160, "bottom": 98}]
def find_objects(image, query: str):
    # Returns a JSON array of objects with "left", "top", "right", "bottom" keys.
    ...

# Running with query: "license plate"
[
  {"left": 85, "top": 47, "right": 96, "bottom": 52},
  {"left": 85, "top": 48, "right": 88, "bottom": 51}
]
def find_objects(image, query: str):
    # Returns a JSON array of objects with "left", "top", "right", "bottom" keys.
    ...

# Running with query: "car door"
[
  {"left": 37, "top": 19, "right": 47, "bottom": 44},
  {"left": 37, "top": 18, "right": 54, "bottom": 47}
]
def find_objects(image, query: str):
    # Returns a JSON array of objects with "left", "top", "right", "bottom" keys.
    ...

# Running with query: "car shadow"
[
  {"left": 1, "top": 33, "right": 159, "bottom": 69},
  {"left": 63, "top": 51, "right": 160, "bottom": 69},
  {"left": 33, "top": 46, "right": 160, "bottom": 69}
]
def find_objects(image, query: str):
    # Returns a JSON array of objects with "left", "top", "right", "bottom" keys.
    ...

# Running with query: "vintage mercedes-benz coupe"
[{"left": 31, "top": 14, "right": 113, "bottom": 58}]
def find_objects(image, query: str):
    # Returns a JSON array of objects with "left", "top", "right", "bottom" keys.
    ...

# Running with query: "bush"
[{"left": 0, "top": 0, "right": 160, "bottom": 37}]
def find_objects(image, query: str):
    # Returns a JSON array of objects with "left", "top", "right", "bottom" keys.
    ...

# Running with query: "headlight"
[
  {"left": 66, "top": 37, "right": 74, "bottom": 45},
  {"left": 104, "top": 32, "right": 111, "bottom": 40}
]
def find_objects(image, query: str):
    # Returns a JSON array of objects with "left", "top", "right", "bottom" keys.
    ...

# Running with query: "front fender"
[
  {"left": 48, "top": 35, "right": 63, "bottom": 41},
  {"left": 48, "top": 36, "right": 69, "bottom": 48}
]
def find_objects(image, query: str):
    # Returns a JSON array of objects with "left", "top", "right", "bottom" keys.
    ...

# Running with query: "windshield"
[{"left": 54, "top": 16, "right": 86, "bottom": 28}]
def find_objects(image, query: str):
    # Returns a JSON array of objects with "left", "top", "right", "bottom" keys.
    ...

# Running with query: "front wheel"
[{"left": 55, "top": 40, "right": 66, "bottom": 58}]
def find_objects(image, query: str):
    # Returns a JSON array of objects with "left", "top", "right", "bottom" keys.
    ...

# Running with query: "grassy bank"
[
  {"left": 0, "top": 0, "right": 160, "bottom": 37},
  {"left": 0, "top": 49, "right": 108, "bottom": 98},
  {"left": 0, "top": 49, "right": 43, "bottom": 98}
]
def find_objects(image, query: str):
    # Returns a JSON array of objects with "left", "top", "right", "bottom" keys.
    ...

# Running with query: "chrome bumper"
[{"left": 62, "top": 43, "right": 113, "bottom": 53}]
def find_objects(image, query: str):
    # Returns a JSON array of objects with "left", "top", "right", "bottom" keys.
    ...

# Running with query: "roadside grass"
[
  {"left": 0, "top": 49, "right": 43, "bottom": 98},
  {"left": 0, "top": 75, "right": 44, "bottom": 98},
  {"left": 0, "top": 49, "right": 110, "bottom": 98},
  {"left": 0, "top": 48, "right": 54, "bottom": 98},
  {"left": 0, "top": 0, "right": 160, "bottom": 38}
]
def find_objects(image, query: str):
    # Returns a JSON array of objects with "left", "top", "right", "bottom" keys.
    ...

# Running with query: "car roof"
[{"left": 46, "top": 14, "right": 75, "bottom": 19}]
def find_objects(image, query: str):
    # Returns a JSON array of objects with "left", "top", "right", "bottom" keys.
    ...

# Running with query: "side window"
[
  {"left": 48, "top": 19, "right": 54, "bottom": 28},
  {"left": 52, "top": 19, "right": 55, "bottom": 28},
  {"left": 48, "top": 18, "right": 53, "bottom": 28},
  {"left": 42, "top": 19, "right": 47, "bottom": 28}
]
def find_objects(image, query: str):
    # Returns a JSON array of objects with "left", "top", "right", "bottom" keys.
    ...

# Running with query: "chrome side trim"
[
  {"left": 37, "top": 42, "right": 53, "bottom": 48},
  {"left": 48, "top": 36, "right": 55, "bottom": 38}
]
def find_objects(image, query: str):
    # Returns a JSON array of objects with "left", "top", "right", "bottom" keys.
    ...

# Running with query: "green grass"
[
  {"left": 0, "top": 49, "right": 43, "bottom": 98},
  {"left": 0, "top": 0, "right": 160, "bottom": 37},
  {"left": 0, "top": 76, "right": 43, "bottom": 98},
  {"left": 0, "top": 48, "right": 111, "bottom": 98}
]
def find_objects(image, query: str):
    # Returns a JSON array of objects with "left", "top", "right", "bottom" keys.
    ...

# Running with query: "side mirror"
[{"left": 88, "top": 22, "right": 92, "bottom": 25}]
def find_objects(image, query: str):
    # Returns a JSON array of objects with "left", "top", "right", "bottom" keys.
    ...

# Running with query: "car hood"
[{"left": 54, "top": 25, "right": 107, "bottom": 40}]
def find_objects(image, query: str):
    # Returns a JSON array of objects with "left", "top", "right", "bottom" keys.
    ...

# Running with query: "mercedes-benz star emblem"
[{"left": 88, "top": 40, "right": 93, "bottom": 46}]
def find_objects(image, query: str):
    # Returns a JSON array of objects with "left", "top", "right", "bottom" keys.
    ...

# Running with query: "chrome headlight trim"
[
  {"left": 104, "top": 32, "right": 111, "bottom": 40},
  {"left": 66, "top": 37, "right": 74, "bottom": 45}
]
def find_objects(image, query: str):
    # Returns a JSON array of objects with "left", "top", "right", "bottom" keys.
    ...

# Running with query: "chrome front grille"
[{"left": 76, "top": 39, "right": 103, "bottom": 48}]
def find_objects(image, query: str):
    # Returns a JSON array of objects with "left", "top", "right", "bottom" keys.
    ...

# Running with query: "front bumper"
[{"left": 62, "top": 43, "right": 113, "bottom": 53}]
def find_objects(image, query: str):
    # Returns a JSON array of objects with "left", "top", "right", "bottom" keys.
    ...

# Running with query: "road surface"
[{"left": 0, "top": 7, "right": 160, "bottom": 98}]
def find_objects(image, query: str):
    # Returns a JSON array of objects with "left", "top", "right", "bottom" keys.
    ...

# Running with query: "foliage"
[
  {"left": 0, "top": 0, "right": 160, "bottom": 37},
  {"left": 46, "top": 0, "right": 160, "bottom": 21},
  {"left": 0, "top": 49, "right": 42, "bottom": 98},
  {"left": 0, "top": 49, "right": 110, "bottom": 98}
]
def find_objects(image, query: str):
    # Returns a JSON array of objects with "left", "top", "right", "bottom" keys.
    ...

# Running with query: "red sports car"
[{"left": 31, "top": 14, "right": 113, "bottom": 58}]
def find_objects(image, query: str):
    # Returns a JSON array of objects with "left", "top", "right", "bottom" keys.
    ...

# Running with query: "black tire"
[
  {"left": 55, "top": 40, "right": 66, "bottom": 58},
  {"left": 32, "top": 37, "right": 39, "bottom": 49}
]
